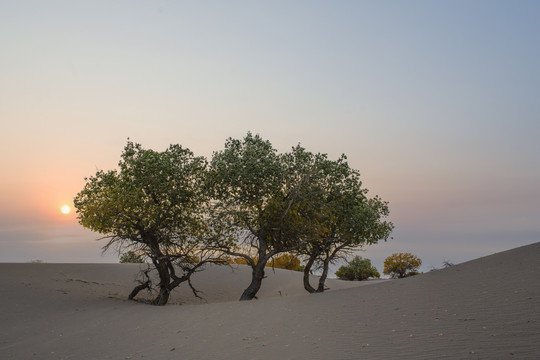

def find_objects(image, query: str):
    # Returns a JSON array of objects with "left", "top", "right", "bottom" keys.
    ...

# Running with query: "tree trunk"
[
  {"left": 128, "top": 281, "right": 150, "bottom": 300},
  {"left": 316, "top": 257, "right": 331, "bottom": 293},
  {"left": 303, "top": 255, "right": 317, "bottom": 293},
  {"left": 153, "top": 287, "right": 171, "bottom": 306},
  {"left": 128, "top": 267, "right": 151, "bottom": 300},
  {"left": 152, "top": 258, "right": 172, "bottom": 306},
  {"left": 240, "top": 262, "right": 266, "bottom": 301}
]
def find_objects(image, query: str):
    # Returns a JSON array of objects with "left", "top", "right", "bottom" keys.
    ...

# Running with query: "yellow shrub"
[
  {"left": 383, "top": 252, "right": 422, "bottom": 278},
  {"left": 227, "top": 253, "right": 302, "bottom": 271},
  {"left": 267, "top": 253, "right": 301, "bottom": 271}
]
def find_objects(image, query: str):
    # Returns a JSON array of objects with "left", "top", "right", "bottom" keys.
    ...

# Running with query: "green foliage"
[
  {"left": 74, "top": 141, "right": 208, "bottom": 242},
  {"left": 335, "top": 256, "right": 380, "bottom": 281},
  {"left": 74, "top": 140, "right": 219, "bottom": 305},
  {"left": 119, "top": 251, "right": 145, "bottom": 263},
  {"left": 207, "top": 133, "right": 321, "bottom": 300},
  {"left": 208, "top": 133, "right": 304, "bottom": 250},
  {"left": 383, "top": 252, "right": 422, "bottom": 279},
  {"left": 289, "top": 146, "right": 393, "bottom": 292},
  {"left": 74, "top": 135, "right": 395, "bottom": 302},
  {"left": 208, "top": 136, "right": 394, "bottom": 296},
  {"left": 208, "top": 132, "right": 282, "bottom": 207}
]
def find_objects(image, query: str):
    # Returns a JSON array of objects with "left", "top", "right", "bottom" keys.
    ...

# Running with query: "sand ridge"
[{"left": 1, "top": 242, "right": 539, "bottom": 359}]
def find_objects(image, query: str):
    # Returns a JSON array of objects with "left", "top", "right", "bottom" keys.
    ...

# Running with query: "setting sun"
[{"left": 61, "top": 205, "right": 71, "bottom": 215}]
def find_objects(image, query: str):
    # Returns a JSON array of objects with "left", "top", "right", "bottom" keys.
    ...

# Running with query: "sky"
[{"left": 1, "top": 0, "right": 539, "bottom": 274}]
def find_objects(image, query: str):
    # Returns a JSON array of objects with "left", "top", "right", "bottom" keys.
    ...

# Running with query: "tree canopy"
[
  {"left": 292, "top": 150, "right": 394, "bottom": 293},
  {"left": 74, "top": 141, "right": 224, "bottom": 305},
  {"left": 207, "top": 133, "right": 314, "bottom": 300}
]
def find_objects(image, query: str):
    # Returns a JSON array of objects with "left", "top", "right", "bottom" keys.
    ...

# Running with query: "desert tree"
[
  {"left": 207, "top": 133, "right": 313, "bottom": 301},
  {"left": 296, "top": 153, "right": 394, "bottom": 293},
  {"left": 74, "top": 141, "right": 226, "bottom": 305},
  {"left": 383, "top": 252, "right": 422, "bottom": 278}
]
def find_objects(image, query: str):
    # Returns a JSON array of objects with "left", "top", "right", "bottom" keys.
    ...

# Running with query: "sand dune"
[{"left": 1, "top": 242, "right": 539, "bottom": 359}]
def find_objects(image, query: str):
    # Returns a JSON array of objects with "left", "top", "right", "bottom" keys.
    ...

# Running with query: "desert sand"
[{"left": 1, "top": 242, "right": 539, "bottom": 359}]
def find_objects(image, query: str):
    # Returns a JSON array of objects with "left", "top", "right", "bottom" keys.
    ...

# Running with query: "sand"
[{"left": 1, "top": 242, "right": 539, "bottom": 359}]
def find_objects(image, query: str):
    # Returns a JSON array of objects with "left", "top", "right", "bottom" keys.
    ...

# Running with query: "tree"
[
  {"left": 383, "top": 252, "right": 422, "bottom": 278},
  {"left": 207, "top": 133, "right": 312, "bottom": 301},
  {"left": 119, "top": 251, "right": 145, "bottom": 264},
  {"left": 335, "top": 256, "right": 380, "bottom": 281},
  {"left": 74, "top": 141, "right": 225, "bottom": 305},
  {"left": 295, "top": 152, "right": 394, "bottom": 293}
]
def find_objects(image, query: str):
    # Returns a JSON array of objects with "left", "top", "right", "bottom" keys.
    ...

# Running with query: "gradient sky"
[{"left": 1, "top": 1, "right": 539, "bottom": 273}]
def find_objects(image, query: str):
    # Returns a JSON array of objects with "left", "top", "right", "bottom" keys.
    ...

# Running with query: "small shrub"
[
  {"left": 383, "top": 252, "right": 422, "bottom": 278},
  {"left": 228, "top": 254, "right": 303, "bottom": 271},
  {"left": 119, "top": 251, "right": 145, "bottom": 264},
  {"left": 268, "top": 253, "right": 301, "bottom": 271},
  {"left": 442, "top": 260, "right": 454, "bottom": 268},
  {"left": 335, "top": 256, "right": 380, "bottom": 281}
]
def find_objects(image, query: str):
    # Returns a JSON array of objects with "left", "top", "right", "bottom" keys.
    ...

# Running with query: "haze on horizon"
[{"left": 1, "top": 0, "right": 539, "bottom": 273}]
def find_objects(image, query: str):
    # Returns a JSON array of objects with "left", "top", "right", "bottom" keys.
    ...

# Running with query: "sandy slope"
[{"left": 1, "top": 242, "right": 539, "bottom": 359}]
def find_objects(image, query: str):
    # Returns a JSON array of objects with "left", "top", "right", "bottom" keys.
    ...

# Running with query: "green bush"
[
  {"left": 119, "top": 251, "right": 145, "bottom": 264},
  {"left": 335, "top": 256, "right": 380, "bottom": 281}
]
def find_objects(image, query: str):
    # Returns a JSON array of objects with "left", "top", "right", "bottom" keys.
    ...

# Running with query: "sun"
[{"left": 60, "top": 205, "right": 71, "bottom": 215}]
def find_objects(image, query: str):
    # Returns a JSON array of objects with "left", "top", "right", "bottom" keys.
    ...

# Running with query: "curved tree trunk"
[
  {"left": 129, "top": 262, "right": 203, "bottom": 305},
  {"left": 316, "top": 257, "right": 331, "bottom": 293},
  {"left": 153, "top": 287, "right": 172, "bottom": 305},
  {"left": 128, "top": 267, "right": 151, "bottom": 300},
  {"left": 130, "top": 237, "right": 211, "bottom": 306},
  {"left": 240, "top": 262, "right": 266, "bottom": 301},
  {"left": 128, "top": 280, "right": 150, "bottom": 300},
  {"left": 302, "top": 255, "right": 317, "bottom": 293},
  {"left": 152, "top": 258, "right": 172, "bottom": 306}
]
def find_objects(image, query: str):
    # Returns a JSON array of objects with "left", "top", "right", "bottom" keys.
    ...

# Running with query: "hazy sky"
[{"left": 1, "top": 1, "right": 539, "bottom": 273}]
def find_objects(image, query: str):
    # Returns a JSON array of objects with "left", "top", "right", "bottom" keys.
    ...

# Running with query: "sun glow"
[{"left": 61, "top": 205, "right": 71, "bottom": 215}]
